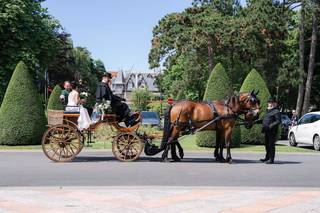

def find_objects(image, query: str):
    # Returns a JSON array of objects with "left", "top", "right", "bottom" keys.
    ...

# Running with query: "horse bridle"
[{"left": 225, "top": 94, "right": 260, "bottom": 121}]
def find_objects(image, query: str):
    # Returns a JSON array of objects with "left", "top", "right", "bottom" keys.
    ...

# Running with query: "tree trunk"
[
  {"left": 295, "top": 0, "right": 305, "bottom": 117},
  {"left": 302, "top": 7, "right": 318, "bottom": 115},
  {"left": 207, "top": 36, "right": 214, "bottom": 73}
]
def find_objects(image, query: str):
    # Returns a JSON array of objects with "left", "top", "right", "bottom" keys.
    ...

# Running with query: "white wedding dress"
[{"left": 66, "top": 90, "right": 91, "bottom": 130}]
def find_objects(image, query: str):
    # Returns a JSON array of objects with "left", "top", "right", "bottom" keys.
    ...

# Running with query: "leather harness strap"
[{"left": 207, "top": 102, "right": 218, "bottom": 117}]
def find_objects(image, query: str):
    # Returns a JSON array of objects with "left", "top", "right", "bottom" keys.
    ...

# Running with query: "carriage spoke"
[
  {"left": 68, "top": 145, "right": 75, "bottom": 155},
  {"left": 112, "top": 133, "right": 142, "bottom": 162}
]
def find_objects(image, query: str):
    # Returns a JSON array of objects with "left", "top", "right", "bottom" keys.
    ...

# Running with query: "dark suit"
[
  {"left": 95, "top": 82, "right": 130, "bottom": 121},
  {"left": 262, "top": 107, "right": 281, "bottom": 161}
]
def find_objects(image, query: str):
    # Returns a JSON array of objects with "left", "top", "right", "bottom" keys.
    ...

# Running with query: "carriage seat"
[
  {"left": 63, "top": 111, "right": 80, "bottom": 115},
  {"left": 102, "top": 114, "right": 117, "bottom": 122}
]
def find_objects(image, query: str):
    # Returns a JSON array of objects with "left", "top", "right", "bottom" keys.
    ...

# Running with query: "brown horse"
[{"left": 145, "top": 91, "right": 261, "bottom": 163}]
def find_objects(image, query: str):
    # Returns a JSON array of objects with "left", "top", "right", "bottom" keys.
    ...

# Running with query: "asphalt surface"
[{"left": 0, "top": 150, "right": 319, "bottom": 187}]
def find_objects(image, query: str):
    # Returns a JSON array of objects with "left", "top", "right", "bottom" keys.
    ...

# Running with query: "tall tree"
[
  {"left": 302, "top": 1, "right": 319, "bottom": 115},
  {"left": 0, "top": 0, "right": 62, "bottom": 103},
  {"left": 295, "top": 0, "right": 306, "bottom": 116}
]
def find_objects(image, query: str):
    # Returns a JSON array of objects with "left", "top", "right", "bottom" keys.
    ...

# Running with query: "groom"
[{"left": 96, "top": 72, "right": 138, "bottom": 127}]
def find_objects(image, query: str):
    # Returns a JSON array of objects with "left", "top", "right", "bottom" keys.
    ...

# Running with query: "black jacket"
[
  {"left": 95, "top": 82, "right": 123, "bottom": 105},
  {"left": 262, "top": 107, "right": 281, "bottom": 133}
]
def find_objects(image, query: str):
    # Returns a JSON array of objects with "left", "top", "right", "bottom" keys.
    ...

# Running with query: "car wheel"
[
  {"left": 289, "top": 133, "right": 297, "bottom": 147},
  {"left": 313, "top": 135, "right": 320, "bottom": 151}
]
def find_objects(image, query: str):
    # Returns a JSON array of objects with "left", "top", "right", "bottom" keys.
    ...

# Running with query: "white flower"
[{"left": 80, "top": 92, "right": 89, "bottom": 98}]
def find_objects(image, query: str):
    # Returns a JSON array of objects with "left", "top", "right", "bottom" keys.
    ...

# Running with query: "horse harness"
[{"left": 172, "top": 101, "right": 239, "bottom": 135}]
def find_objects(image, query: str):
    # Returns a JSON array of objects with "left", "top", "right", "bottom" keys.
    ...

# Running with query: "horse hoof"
[
  {"left": 215, "top": 156, "right": 225, "bottom": 163},
  {"left": 171, "top": 157, "right": 181, "bottom": 162},
  {"left": 179, "top": 151, "right": 184, "bottom": 159},
  {"left": 226, "top": 158, "right": 233, "bottom": 164},
  {"left": 220, "top": 157, "right": 226, "bottom": 163},
  {"left": 161, "top": 157, "right": 170, "bottom": 163}
]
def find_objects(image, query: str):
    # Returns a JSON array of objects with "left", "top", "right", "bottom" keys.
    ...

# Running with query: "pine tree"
[
  {"left": 47, "top": 85, "right": 64, "bottom": 110},
  {"left": 240, "top": 69, "right": 270, "bottom": 144},
  {"left": 0, "top": 62, "right": 47, "bottom": 145},
  {"left": 196, "top": 63, "right": 240, "bottom": 147}
]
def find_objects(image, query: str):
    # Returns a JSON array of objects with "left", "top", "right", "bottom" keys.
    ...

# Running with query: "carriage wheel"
[
  {"left": 112, "top": 133, "right": 144, "bottom": 162},
  {"left": 42, "top": 124, "right": 82, "bottom": 162}
]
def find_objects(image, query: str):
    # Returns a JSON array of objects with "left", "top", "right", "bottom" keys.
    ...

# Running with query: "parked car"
[
  {"left": 280, "top": 114, "right": 291, "bottom": 140},
  {"left": 288, "top": 111, "right": 320, "bottom": 151},
  {"left": 141, "top": 111, "right": 161, "bottom": 127}
]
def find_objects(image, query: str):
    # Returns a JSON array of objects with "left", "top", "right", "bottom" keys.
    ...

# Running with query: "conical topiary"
[
  {"left": 196, "top": 63, "right": 240, "bottom": 147},
  {"left": 0, "top": 61, "right": 47, "bottom": 145},
  {"left": 240, "top": 69, "right": 271, "bottom": 144},
  {"left": 47, "top": 85, "right": 64, "bottom": 110}
]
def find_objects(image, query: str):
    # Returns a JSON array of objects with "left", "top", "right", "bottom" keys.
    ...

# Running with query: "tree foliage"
[
  {"left": 0, "top": 0, "right": 62, "bottom": 103},
  {"left": 0, "top": 62, "right": 47, "bottom": 145},
  {"left": 149, "top": 0, "right": 289, "bottom": 100},
  {"left": 131, "top": 89, "right": 154, "bottom": 111},
  {"left": 0, "top": 0, "right": 107, "bottom": 108}
]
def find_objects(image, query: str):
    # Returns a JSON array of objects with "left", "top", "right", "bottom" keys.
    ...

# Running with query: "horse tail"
[
  {"left": 144, "top": 105, "right": 173, "bottom": 156},
  {"left": 160, "top": 105, "right": 173, "bottom": 149}
]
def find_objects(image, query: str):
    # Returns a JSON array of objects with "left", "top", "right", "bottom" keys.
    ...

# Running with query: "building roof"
[
  {"left": 112, "top": 71, "right": 125, "bottom": 85},
  {"left": 107, "top": 70, "right": 159, "bottom": 92},
  {"left": 126, "top": 73, "right": 158, "bottom": 92}
]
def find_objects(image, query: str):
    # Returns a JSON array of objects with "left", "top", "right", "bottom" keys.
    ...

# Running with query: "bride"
[{"left": 65, "top": 82, "right": 91, "bottom": 130}]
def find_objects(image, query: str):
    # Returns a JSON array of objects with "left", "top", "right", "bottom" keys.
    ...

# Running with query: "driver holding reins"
[{"left": 95, "top": 72, "right": 139, "bottom": 127}]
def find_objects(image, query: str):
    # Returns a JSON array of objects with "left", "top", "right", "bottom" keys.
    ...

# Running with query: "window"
[
  {"left": 299, "top": 114, "right": 313, "bottom": 125},
  {"left": 310, "top": 114, "right": 320, "bottom": 123}
]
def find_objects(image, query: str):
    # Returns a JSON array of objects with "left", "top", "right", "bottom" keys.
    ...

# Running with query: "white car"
[{"left": 288, "top": 112, "right": 320, "bottom": 151}]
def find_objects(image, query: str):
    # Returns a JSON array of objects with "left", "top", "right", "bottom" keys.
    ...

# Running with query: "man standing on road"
[
  {"left": 260, "top": 98, "right": 281, "bottom": 164},
  {"left": 290, "top": 110, "right": 299, "bottom": 127}
]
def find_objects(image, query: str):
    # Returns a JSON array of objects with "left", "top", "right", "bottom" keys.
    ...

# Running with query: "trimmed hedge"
[
  {"left": 0, "top": 61, "right": 47, "bottom": 145},
  {"left": 196, "top": 126, "right": 241, "bottom": 148},
  {"left": 47, "top": 85, "right": 64, "bottom": 110},
  {"left": 202, "top": 63, "right": 233, "bottom": 101},
  {"left": 196, "top": 63, "right": 240, "bottom": 148},
  {"left": 240, "top": 69, "right": 271, "bottom": 144}
]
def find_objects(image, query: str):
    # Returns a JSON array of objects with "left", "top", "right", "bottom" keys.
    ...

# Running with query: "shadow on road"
[{"left": 72, "top": 156, "right": 301, "bottom": 165}]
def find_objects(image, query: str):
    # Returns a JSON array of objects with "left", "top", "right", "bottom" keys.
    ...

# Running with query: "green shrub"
[
  {"left": 196, "top": 126, "right": 241, "bottom": 148},
  {"left": 0, "top": 61, "right": 47, "bottom": 145},
  {"left": 147, "top": 101, "right": 168, "bottom": 116},
  {"left": 202, "top": 63, "right": 233, "bottom": 101},
  {"left": 47, "top": 85, "right": 64, "bottom": 110},
  {"left": 240, "top": 69, "right": 271, "bottom": 144},
  {"left": 196, "top": 63, "right": 236, "bottom": 147},
  {"left": 131, "top": 88, "right": 153, "bottom": 111},
  {"left": 276, "top": 124, "right": 282, "bottom": 140},
  {"left": 196, "top": 131, "right": 215, "bottom": 147},
  {"left": 231, "top": 125, "right": 241, "bottom": 148}
]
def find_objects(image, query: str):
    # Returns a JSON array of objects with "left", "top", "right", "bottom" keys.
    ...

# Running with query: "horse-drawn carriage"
[
  {"left": 42, "top": 91, "right": 261, "bottom": 164},
  {"left": 42, "top": 110, "right": 147, "bottom": 162}
]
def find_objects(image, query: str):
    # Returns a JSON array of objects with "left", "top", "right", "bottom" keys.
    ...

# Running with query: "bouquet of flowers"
[
  {"left": 80, "top": 92, "right": 89, "bottom": 99},
  {"left": 97, "top": 99, "right": 112, "bottom": 114},
  {"left": 92, "top": 100, "right": 112, "bottom": 123}
]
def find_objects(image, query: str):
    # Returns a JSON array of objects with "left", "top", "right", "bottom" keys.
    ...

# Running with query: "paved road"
[{"left": 0, "top": 150, "right": 319, "bottom": 187}]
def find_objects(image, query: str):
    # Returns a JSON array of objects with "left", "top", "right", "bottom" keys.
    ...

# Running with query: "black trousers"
[
  {"left": 112, "top": 102, "right": 130, "bottom": 121},
  {"left": 264, "top": 130, "right": 277, "bottom": 160}
]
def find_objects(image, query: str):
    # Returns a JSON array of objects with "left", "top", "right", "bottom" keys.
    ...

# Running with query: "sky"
[{"left": 42, "top": 0, "right": 245, "bottom": 72}]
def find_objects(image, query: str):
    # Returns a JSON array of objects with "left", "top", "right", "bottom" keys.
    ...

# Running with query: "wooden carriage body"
[{"left": 42, "top": 110, "right": 144, "bottom": 162}]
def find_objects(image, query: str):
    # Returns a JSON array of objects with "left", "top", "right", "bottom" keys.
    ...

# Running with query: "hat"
[
  {"left": 102, "top": 72, "right": 112, "bottom": 79},
  {"left": 267, "top": 97, "right": 276, "bottom": 103}
]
